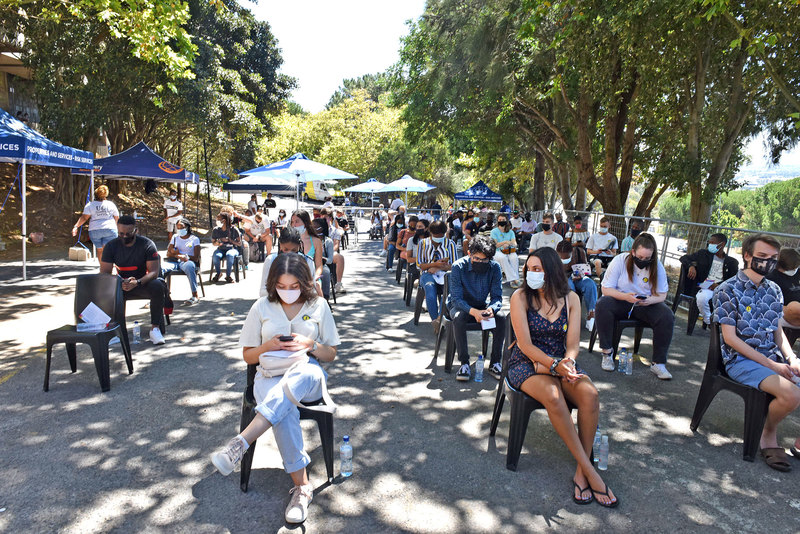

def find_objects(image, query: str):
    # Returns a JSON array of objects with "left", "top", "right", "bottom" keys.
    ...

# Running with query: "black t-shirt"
[
  {"left": 101, "top": 236, "right": 159, "bottom": 280},
  {"left": 768, "top": 270, "right": 800, "bottom": 304},
  {"left": 212, "top": 226, "right": 241, "bottom": 250},
  {"left": 264, "top": 199, "right": 277, "bottom": 208}
]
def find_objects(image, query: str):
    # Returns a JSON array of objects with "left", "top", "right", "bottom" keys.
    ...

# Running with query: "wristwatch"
[
  {"left": 550, "top": 357, "right": 562, "bottom": 376},
  {"left": 310, "top": 341, "right": 318, "bottom": 354},
  {"left": 135, "top": 279, "right": 141, "bottom": 287}
]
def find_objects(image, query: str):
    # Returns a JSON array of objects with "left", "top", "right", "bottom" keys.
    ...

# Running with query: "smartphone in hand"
[
  {"left": 279, "top": 335, "right": 294, "bottom": 342},
  {"left": 635, "top": 295, "right": 647, "bottom": 300}
]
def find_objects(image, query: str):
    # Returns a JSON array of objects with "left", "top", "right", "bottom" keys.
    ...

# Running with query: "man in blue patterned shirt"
[
  {"left": 446, "top": 235, "right": 506, "bottom": 382},
  {"left": 713, "top": 233, "right": 800, "bottom": 472}
]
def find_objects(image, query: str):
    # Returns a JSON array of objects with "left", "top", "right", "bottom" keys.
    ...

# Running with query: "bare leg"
[
  {"left": 240, "top": 412, "right": 272, "bottom": 445},
  {"left": 333, "top": 253, "right": 345, "bottom": 282},
  {"left": 593, "top": 259, "right": 603, "bottom": 277},
  {"left": 96, "top": 246, "right": 104, "bottom": 264},
  {"left": 289, "top": 467, "right": 310, "bottom": 487},
  {"left": 783, "top": 302, "right": 800, "bottom": 326},
  {"left": 757, "top": 374, "right": 800, "bottom": 449}
]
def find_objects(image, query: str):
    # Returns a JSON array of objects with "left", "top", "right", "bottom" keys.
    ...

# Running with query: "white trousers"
[
  {"left": 696, "top": 288, "right": 714, "bottom": 322},
  {"left": 494, "top": 251, "right": 519, "bottom": 282}
]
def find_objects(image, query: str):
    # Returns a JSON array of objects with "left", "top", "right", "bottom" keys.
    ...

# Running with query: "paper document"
[
  {"left": 698, "top": 279, "right": 714, "bottom": 290},
  {"left": 79, "top": 302, "right": 111, "bottom": 325},
  {"left": 481, "top": 317, "right": 497, "bottom": 330},
  {"left": 433, "top": 271, "right": 446, "bottom": 285}
]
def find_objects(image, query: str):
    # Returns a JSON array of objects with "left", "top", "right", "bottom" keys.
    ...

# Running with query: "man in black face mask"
[
  {"left": 446, "top": 235, "right": 506, "bottom": 382},
  {"left": 100, "top": 215, "right": 168, "bottom": 345},
  {"left": 713, "top": 233, "right": 800, "bottom": 472}
]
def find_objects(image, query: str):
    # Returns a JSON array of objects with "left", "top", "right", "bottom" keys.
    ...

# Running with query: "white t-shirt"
[
  {"left": 510, "top": 217, "right": 522, "bottom": 230},
  {"left": 239, "top": 296, "right": 340, "bottom": 349},
  {"left": 83, "top": 200, "right": 119, "bottom": 231},
  {"left": 586, "top": 232, "right": 618, "bottom": 257},
  {"left": 248, "top": 200, "right": 258, "bottom": 213},
  {"left": 259, "top": 252, "right": 316, "bottom": 297},
  {"left": 520, "top": 220, "right": 536, "bottom": 233},
  {"left": 169, "top": 234, "right": 200, "bottom": 256},
  {"left": 249, "top": 220, "right": 268, "bottom": 237},
  {"left": 529, "top": 231, "right": 563, "bottom": 251},
  {"left": 323, "top": 201, "right": 334, "bottom": 209},
  {"left": 163, "top": 198, "right": 183, "bottom": 222},
  {"left": 708, "top": 255, "right": 725, "bottom": 282},
  {"left": 602, "top": 253, "right": 668, "bottom": 296},
  {"left": 390, "top": 198, "right": 405, "bottom": 210}
]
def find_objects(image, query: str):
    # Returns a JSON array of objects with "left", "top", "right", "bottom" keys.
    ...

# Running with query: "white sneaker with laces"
[
  {"left": 379, "top": 250, "right": 387, "bottom": 257},
  {"left": 149, "top": 327, "right": 166, "bottom": 345},
  {"left": 650, "top": 363, "right": 673, "bottom": 380},
  {"left": 601, "top": 352, "right": 615, "bottom": 371},
  {"left": 334, "top": 282, "right": 346, "bottom": 294},
  {"left": 210, "top": 436, "right": 248, "bottom": 476},
  {"left": 285, "top": 483, "right": 314, "bottom": 524},
  {"left": 585, "top": 317, "right": 595, "bottom": 332}
]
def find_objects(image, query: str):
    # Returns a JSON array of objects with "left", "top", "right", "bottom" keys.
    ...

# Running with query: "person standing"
[
  {"left": 72, "top": 184, "right": 119, "bottom": 261},
  {"left": 100, "top": 215, "right": 167, "bottom": 344},
  {"left": 163, "top": 188, "right": 183, "bottom": 242},
  {"left": 679, "top": 233, "right": 738, "bottom": 326}
]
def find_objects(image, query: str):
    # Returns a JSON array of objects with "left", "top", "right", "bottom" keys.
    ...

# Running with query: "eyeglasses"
[
  {"left": 471, "top": 257, "right": 489, "bottom": 263},
  {"left": 118, "top": 231, "right": 136, "bottom": 237}
]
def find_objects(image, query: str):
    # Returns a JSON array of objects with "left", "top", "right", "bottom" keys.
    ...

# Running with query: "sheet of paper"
[
  {"left": 698, "top": 279, "right": 714, "bottom": 290},
  {"left": 481, "top": 317, "right": 497, "bottom": 330},
  {"left": 79, "top": 302, "right": 111, "bottom": 325}
]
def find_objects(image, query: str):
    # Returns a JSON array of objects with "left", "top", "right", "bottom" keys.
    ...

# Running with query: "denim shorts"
[
  {"left": 726, "top": 356, "right": 778, "bottom": 390},
  {"left": 88, "top": 228, "right": 118, "bottom": 248}
]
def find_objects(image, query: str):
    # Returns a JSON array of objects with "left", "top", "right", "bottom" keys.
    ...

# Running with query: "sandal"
[
  {"left": 790, "top": 446, "right": 800, "bottom": 460},
  {"left": 761, "top": 447, "right": 792, "bottom": 472},
  {"left": 589, "top": 483, "right": 619, "bottom": 508},
  {"left": 572, "top": 480, "right": 593, "bottom": 505}
]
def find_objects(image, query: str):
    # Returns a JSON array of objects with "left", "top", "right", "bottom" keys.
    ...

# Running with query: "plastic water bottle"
[
  {"left": 598, "top": 435, "right": 609, "bottom": 471},
  {"left": 625, "top": 350, "right": 633, "bottom": 375},
  {"left": 474, "top": 354, "right": 484, "bottom": 382},
  {"left": 593, "top": 427, "right": 602, "bottom": 465},
  {"left": 133, "top": 209, "right": 137, "bottom": 219},
  {"left": 133, "top": 321, "right": 140, "bottom": 344},
  {"left": 340, "top": 436, "right": 353, "bottom": 477},
  {"left": 617, "top": 348, "right": 628, "bottom": 374}
]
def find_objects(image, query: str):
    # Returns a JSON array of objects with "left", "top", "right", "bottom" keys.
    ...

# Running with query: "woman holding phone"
[
  {"left": 595, "top": 233, "right": 674, "bottom": 379},
  {"left": 508, "top": 247, "right": 616, "bottom": 508},
  {"left": 210, "top": 253, "right": 340, "bottom": 524}
]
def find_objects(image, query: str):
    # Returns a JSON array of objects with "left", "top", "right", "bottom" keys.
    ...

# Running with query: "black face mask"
[
  {"left": 633, "top": 256, "right": 652, "bottom": 269},
  {"left": 415, "top": 229, "right": 425, "bottom": 236},
  {"left": 525, "top": 216, "right": 531, "bottom": 222},
  {"left": 122, "top": 234, "right": 135, "bottom": 245},
  {"left": 630, "top": 229, "right": 642, "bottom": 238},
  {"left": 472, "top": 260, "right": 489, "bottom": 274},
  {"left": 750, "top": 256, "right": 778, "bottom": 277},
  {"left": 541, "top": 223, "right": 551, "bottom": 231},
  {"left": 498, "top": 221, "right": 508, "bottom": 228}
]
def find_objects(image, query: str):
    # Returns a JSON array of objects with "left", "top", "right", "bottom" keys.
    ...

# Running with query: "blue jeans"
[
  {"left": 164, "top": 259, "right": 198, "bottom": 294},
  {"left": 568, "top": 276, "right": 597, "bottom": 311},
  {"left": 419, "top": 271, "right": 444, "bottom": 320},
  {"left": 88, "top": 228, "right": 117, "bottom": 248},
  {"left": 386, "top": 244, "right": 397, "bottom": 269},
  {"left": 212, "top": 247, "right": 239, "bottom": 276}
]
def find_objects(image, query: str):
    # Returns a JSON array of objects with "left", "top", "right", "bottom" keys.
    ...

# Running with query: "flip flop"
[
  {"left": 790, "top": 446, "right": 800, "bottom": 460},
  {"left": 572, "top": 480, "right": 593, "bottom": 505},
  {"left": 760, "top": 447, "right": 792, "bottom": 472},
  {"left": 589, "top": 483, "right": 619, "bottom": 508}
]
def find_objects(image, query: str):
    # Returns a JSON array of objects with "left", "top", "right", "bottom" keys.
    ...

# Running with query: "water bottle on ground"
[
  {"left": 593, "top": 427, "right": 602, "bottom": 465},
  {"left": 340, "top": 435, "right": 353, "bottom": 477},
  {"left": 132, "top": 321, "right": 141, "bottom": 344},
  {"left": 474, "top": 354, "right": 484, "bottom": 382},
  {"left": 617, "top": 348, "right": 628, "bottom": 374},
  {"left": 625, "top": 350, "right": 634, "bottom": 375},
  {"left": 598, "top": 435, "right": 609, "bottom": 471}
]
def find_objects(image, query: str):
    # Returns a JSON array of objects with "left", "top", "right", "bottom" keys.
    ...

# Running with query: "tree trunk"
[{"left": 533, "top": 152, "right": 545, "bottom": 211}]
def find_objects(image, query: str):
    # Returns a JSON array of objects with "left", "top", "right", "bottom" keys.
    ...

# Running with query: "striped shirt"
[{"left": 417, "top": 237, "right": 458, "bottom": 273}]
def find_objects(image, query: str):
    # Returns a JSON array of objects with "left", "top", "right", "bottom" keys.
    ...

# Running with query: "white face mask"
[
  {"left": 526, "top": 271, "right": 545, "bottom": 290},
  {"left": 785, "top": 268, "right": 799, "bottom": 277},
  {"left": 276, "top": 288, "right": 302, "bottom": 304},
  {"left": 561, "top": 257, "right": 571, "bottom": 265},
  {"left": 294, "top": 224, "right": 305, "bottom": 234},
  {"left": 598, "top": 227, "right": 609, "bottom": 234},
  {"left": 170, "top": 195, "right": 177, "bottom": 200}
]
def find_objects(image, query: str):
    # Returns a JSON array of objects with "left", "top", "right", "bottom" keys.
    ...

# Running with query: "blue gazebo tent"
[
  {"left": 72, "top": 141, "right": 197, "bottom": 184},
  {"left": 453, "top": 180, "right": 503, "bottom": 203},
  {"left": 0, "top": 107, "right": 94, "bottom": 280}
]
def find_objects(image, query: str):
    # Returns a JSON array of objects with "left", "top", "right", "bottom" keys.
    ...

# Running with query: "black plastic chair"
[
  {"left": 672, "top": 264, "right": 701, "bottom": 335},
  {"left": 395, "top": 257, "right": 407, "bottom": 285},
  {"left": 489, "top": 318, "right": 582, "bottom": 471},
  {"left": 208, "top": 251, "right": 245, "bottom": 283},
  {"left": 413, "top": 275, "right": 444, "bottom": 325},
  {"left": 239, "top": 364, "right": 335, "bottom": 492},
  {"left": 329, "top": 262, "right": 338, "bottom": 305},
  {"left": 404, "top": 264, "right": 419, "bottom": 307},
  {"left": 45, "top": 274, "right": 133, "bottom": 392},
  {"left": 690, "top": 322, "right": 772, "bottom": 462},
  {"left": 588, "top": 318, "right": 647, "bottom": 358},
  {"left": 164, "top": 261, "right": 206, "bottom": 298},
  {"left": 434, "top": 273, "right": 491, "bottom": 372}
]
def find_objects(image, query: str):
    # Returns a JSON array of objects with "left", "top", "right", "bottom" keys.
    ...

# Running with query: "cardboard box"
[{"left": 69, "top": 246, "right": 92, "bottom": 261}]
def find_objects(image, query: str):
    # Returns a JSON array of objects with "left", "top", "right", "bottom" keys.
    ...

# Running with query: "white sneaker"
[
  {"left": 650, "top": 363, "right": 673, "bottom": 380},
  {"left": 601, "top": 352, "right": 615, "bottom": 371},
  {"left": 210, "top": 436, "right": 248, "bottom": 476},
  {"left": 108, "top": 336, "right": 120, "bottom": 346},
  {"left": 379, "top": 250, "right": 387, "bottom": 257},
  {"left": 285, "top": 483, "right": 314, "bottom": 524},
  {"left": 334, "top": 282, "right": 346, "bottom": 294},
  {"left": 585, "top": 317, "right": 595, "bottom": 331},
  {"left": 183, "top": 296, "right": 199, "bottom": 306},
  {"left": 149, "top": 327, "right": 165, "bottom": 345}
]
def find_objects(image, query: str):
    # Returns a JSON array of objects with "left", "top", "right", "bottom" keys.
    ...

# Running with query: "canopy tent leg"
[
  {"left": 21, "top": 161, "right": 26, "bottom": 281},
  {"left": 90, "top": 169, "right": 96, "bottom": 258}
]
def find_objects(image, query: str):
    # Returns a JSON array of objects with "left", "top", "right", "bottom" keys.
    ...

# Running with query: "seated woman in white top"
[
  {"left": 211, "top": 253, "right": 340, "bottom": 524},
  {"left": 595, "top": 233, "right": 675, "bottom": 380},
  {"left": 164, "top": 218, "right": 201, "bottom": 305},
  {"left": 260, "top": 227, "right": 318, "bottom": 298}
]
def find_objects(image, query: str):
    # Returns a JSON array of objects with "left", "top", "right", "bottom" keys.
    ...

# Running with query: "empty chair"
[{"left": 45, "top": 274, "right": 133, "bottom": 392}]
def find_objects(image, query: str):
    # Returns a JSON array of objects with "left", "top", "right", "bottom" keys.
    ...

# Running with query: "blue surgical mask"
[
  {"left": 526, "top": 271, "right": 545, "bottom": 290},
  {"left": 561, "top": 257, "right": 571, "bottom": 265},
  {"left": 708, "top": 243, "right": 719, "bottom": 254},
  {"left": 473, "top": 217, "right": 480, "bottom": 223},
  {"left": 598, "top": 227, "right": 609, "bottom": 234},
  {"left": 178, "top": 228, "right": 188, "bottom": 237},
  {"left": 431, "top": 236, "right": 444, "bottom": 244},
  {"left": 397, "top": 224, "right": 404, "bottom": 229},
  {"left": 295, "top": 225, "right": 305, "bottom": 234}
]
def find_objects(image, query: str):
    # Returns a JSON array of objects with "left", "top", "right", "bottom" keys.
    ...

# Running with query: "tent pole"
[
  {"left": 21, "top": 161, "right": 26, "bottom": 281},
  {"left": 295, "top": 172, "right": 300, "bottom": 212},
  {"left": 90, "top": 169, "right": 96, "bottom": 258},
  {"left": 203, "top": 138, "right": 212, "bottom": 230}
]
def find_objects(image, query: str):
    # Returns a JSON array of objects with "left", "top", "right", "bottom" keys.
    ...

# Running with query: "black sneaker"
[
  {"left": 488, "top": 362, "right": 503, "bottom": 380},
  {"left": 456, "top": 363, "right": 471, "bottom": 381}
]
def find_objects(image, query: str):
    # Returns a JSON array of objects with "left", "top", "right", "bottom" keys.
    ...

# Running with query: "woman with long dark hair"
[
  {"left": 291, "top": 210, "right": 323, "bottom": 281},
  {"left": 507, "top": 247, "right": 616, "bottom": 507},
  {"left": 211, "top": 253, "right": 340, "bottom": 524},
  {"left": 595, "top": 232, "right": 674, "bottom": 379}
]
